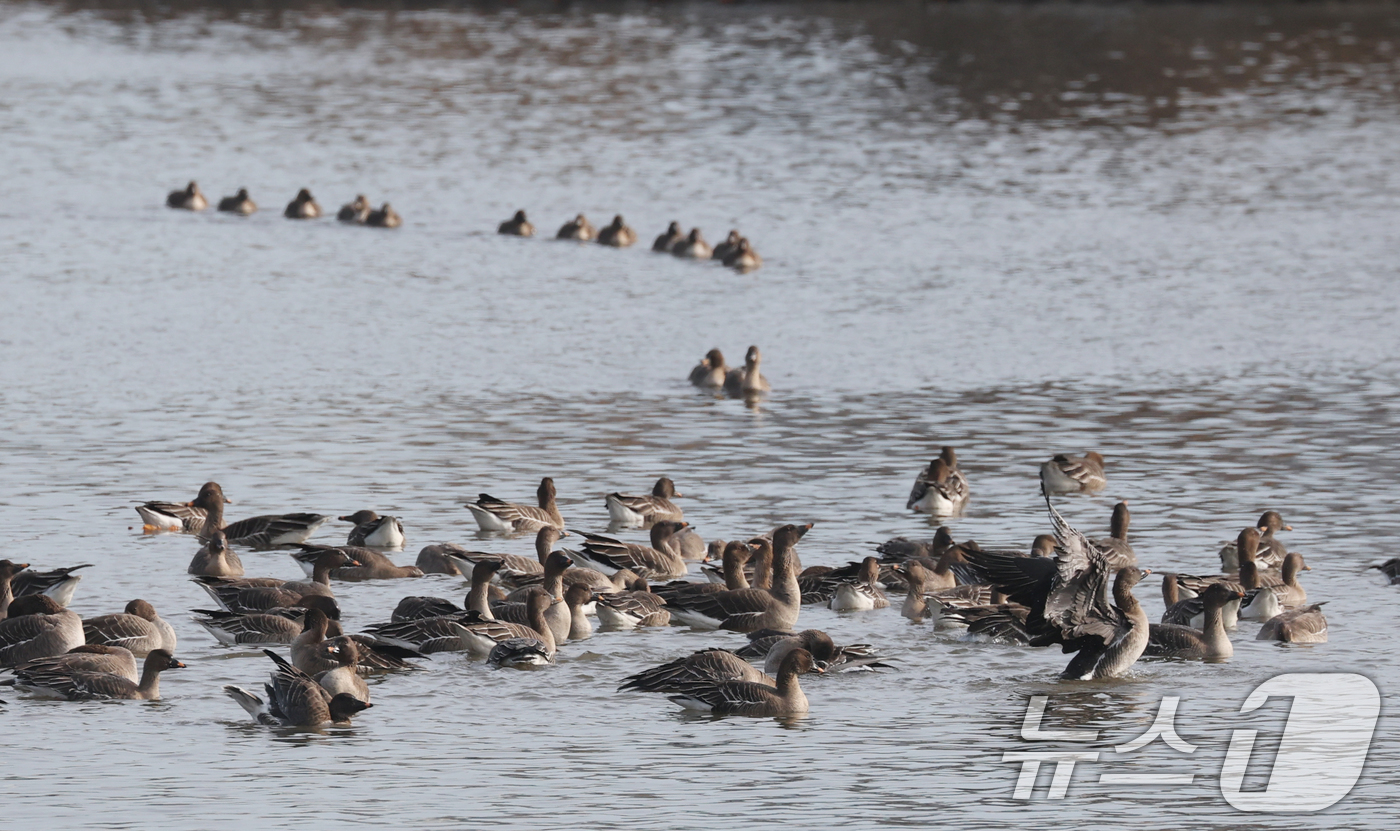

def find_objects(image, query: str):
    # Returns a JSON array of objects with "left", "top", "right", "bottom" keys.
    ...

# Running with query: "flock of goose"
[
  {"left": 164, "top": 182, "right": 762, "bottom": 272},
  {"left": 1, "top": 432, "right": 1359, "bottom": 724}
]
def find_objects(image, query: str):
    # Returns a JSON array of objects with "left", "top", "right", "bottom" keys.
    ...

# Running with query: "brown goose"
[
  {"left": 570, "top": 521, "right": 691, "bottom": 581},
  {"left": 689, "top": 348, "right": 728, "bottom": 389},
  {"left": 194, "top": 548, "right": 358, "bottom": 612},
  {"left": 466, "top": 478, "right": 564, "bottom": 534},
  {"left": 188, "top": 530, "right": 243, "bottom": 577},
  {"left": 670, "top": 228, "right": 710, "bottom": 259},
  {"left": 498, "top": 209, "right": 534, "bottom": 237},
  {"left": 225, "top": 650, "right": 372, "bottom": 727},
  {"left": 167, "top": 181, "right": 207, "bottom": 210},
  {"left": 1145, "top": 583, "right": 1242, "bottom": 661},
  {"left": 284, "top": 188, "right": 321, "bottom": 219},
  {"left": 366, "top": 203, "right": 401, "bottom": 228},
  {"left": 724, "top": 238, "right": 763, "bottom": 273},
  {"left": 490, "top": 552, "right": 574, "bottom": 641},
  {"left": 11, "top": 648, "right": 184, "bottom": 700},
  {"left": 605, "top": 477, "right": 684, "bottom": 526},
  {"left": 8, "top": 645, "right": 138, "bottom": 682},
  {"left": 620, "top": 647, "right": 774, "bottom": 693},
  {"left": 964, "top": 491, "right": 1151, "bottom": 679},
  {"left": 1039, "top": 451, "right": 1107, "bottom": 493},
  {"left": 652, "top": 221, "right": 683, "bottom": 252},
  {"left": 139, "top": 481, "right": 328, "bottom": 548},
  {"left": 1240, "top": 552, "right": 1309, "bottom": 621},
  {"left": 451, "top": 526, "right": 568, "bottom": 586},
  {"left": 312, "top": 637, "right": 371, "bottom": 702},
  {"left": 828, "top": 557, "right": 889, "bottom": 612},
  {"left": 393, "top": 559, "right": 502, "bottom": 623},
  {"left": 365, "top": 588, "right": 555, "bottom": 657},
  {"left": 664, "top": 524, "right": 803, "bottom": 632},
  {"left": 337, "top": 195, "right": 370, "bottom": 223},
  {"left": 414, "top": 542, "right": 471, "bottom": 575},
  {"left": 82, "top": 599, "right": 177, "bottom": 656},
  {"left": 907, "top": 447, "right": 969, "bottom": 515},
  {"left": 340, "top": 511, "right": 405, "bottom": 548},
  {"left": 594, "top": 575, "right": 670, "bottom": 628},
  {"left": 556, "top": 213, "right": 596, "bottom": 241},
  {"left": 1160, "top": 573, "right": 1240, "bottom": 630},
  {"left": 596, "top": 215, "right": 637, "bottom": 247},
  {"left": 565, "top": 583, "right": 593, "bottom": 640},
  {"left": 195, "top": 596, "right": 341, "bottom": 647},
  {"left": 1218, "top": 510, "right": 1292, "bottom": 570},
  {"left": 666, "top": 648, "right": 819, "bottom": 716},
  {"left": 711, "top": 230, "right": 742, "bottom": 261},
  {"left": 0, "top": 596, "right": 84, "bottom": 667},
  {"left": 1257, "top": 604, "right": 1328, "bottom": 643},
  {"left": 217, "top": 188, "right": 256, "bottom": 215},
  {"left": 287, "top": 607, "right": 423, "bottom": 674},
  {"left": 722, "top": 346, "right": 770, "bottom": 397},
  {"left": 290, "top": 544, "right": 424, "bottom": 581},
  {"left": 1089, "top": 502, "right": 1136, "bottom": 569}
]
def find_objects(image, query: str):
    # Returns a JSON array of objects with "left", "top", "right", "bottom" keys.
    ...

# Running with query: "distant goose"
[
  {"left": 711, "top": 230, "right": 741, "bottom": 262},
  {"left": 569, "top": 521, "right": 692, "bottom": 582},
  {"left": 194, "top": 548, "right": 358, "bottom": 612},
  {"left": 907, "top": 447, "right": 969, "bottom": 515},
  {"left": 337, "top": 195, "right": 371, "bottom": 223},
  {"left": 366, "top": 203, "right": 402, "bottom": 228},
  {"left": 10, "top": 648, "right": 184, "bottom": 700},
  {"left": 137, "top": 481, "right": 328, "bottom": 548},
  {"left": 596, "top": 215, "right": 637, "bottom": 247},
  {"left": 664, "top": 524, "right": 802, "bottom": 632},
  {"left": 0, "top": 596, "right": 84, "bottom": 667},
  {"left": 620, "top": 647, "right": 774, "bottom": 693},
  {"left": 498, "top": 209, "right": 535, "bottom": 236},
  {"left": 828, "top": 557, "right": 889, "bottom": 612},
  {"left": 225, "top": 649, "right": 372, "bottom": 727},
  {"left": 594, "top": 574, "right": 671, "bottom": 628},
  {"left": 1144, "top": 583, "right": 1241, "bottom": 661},
  {"left": 652, "top": 221, "right": 683, "bottom": 252},
  {"left": 11, "top": 563, "right": 92, "bottom": 608},
  {"left": 290, "top": 544, "right": 424, "bottom": 581},
  {"left": 188, "top": 530, "right": 242, "bottom": 577},
  {"left": 284, "top": 188, "right": 321, "bottom": 219},
  {"left": 1219, "top": 510, "right": 1292, "bottom": 571},
  {"left": 1256, "top": 603, "right": 1328, "bottom": 643},
  {"left": 556, "top": 213, "right": 596, "bottom": 241},
  {"left": 166, "top": 181, "right": 207, "bottom": 210},
  {"left": 82, "top": 599, "right": 177, "bottom": 656},
  {"left": 723, "top": 345, "right": 770, "bottom": 397},
  {"left": 465, "top": 477, "right": 564, "bottom": 534},
  {"left": 605, "top": 477, "right": 684, "bottom": 526},
  {"left": 671, "top": 228, "right": 711, "bottom": 259},
  {"left": 666, "top": 647, "right": 819, "bottom": 716},
  {"left": 1039, "top": 451, "right": 1107, "bottom": 493},
  {"left": 723, "top": 238, "right": 762, "bottom": 273},
  {"left": 217, "top": 188, "right": 257, "bottom": 215},
  {"left": 689, "top": 348, "right": 728, "bottom": 389},
  {"left": 340, "top": 511, "right": 405, "bottom": 548},
  {"left": 8, "top": 644, "right": 138, "bottom": 682}
]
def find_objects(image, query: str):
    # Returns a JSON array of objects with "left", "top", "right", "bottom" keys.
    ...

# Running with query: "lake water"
[{"left": 2, "top": 1, "right": 1399, "bottom": 827}]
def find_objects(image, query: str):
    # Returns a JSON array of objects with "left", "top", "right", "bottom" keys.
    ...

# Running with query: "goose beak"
[{"left": 1284, "top": 525, "right": 1293, "bottom": 531}]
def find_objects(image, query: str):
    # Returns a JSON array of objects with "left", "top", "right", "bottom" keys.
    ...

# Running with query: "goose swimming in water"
[
  {"left": 664, "top": 524, "right": 803, "bottom": 632},
  {"left": 1090, "top": 501, "right": 1136, "bottom": 569},
  {"left": 605, "top": 477, "right": 684, "bottom": 526},
  {"left": 338, "top": 195, "right": 371, "bottom": 223},
  {"left": 569, "top": 521, "right": 692, "bottom": 582},
  {"left": 652, "top": 221, "right": 684, "bottom": 252},
  {"left": 596, "top": 215, "right": 637, "bottom": 247},
  {"left": 284, "top": 188, "right": 321, "bottom": 219},
  {"left": 671, "top": 228, "right": 711, "bottom": 259},
  {"left": 0, "top": 596, "right": 84, "bottom": 667},
  {"left": 594, "top": 574, "right": 671, "bottom": 628},
  {"left": 188, "top": 530, "right": 242, "bottom": 578},
  {"left": 82, "top": 599, "right": 177, "bottom": 656},
  {"left": 1144, "top": 583, "right": 1241, "bottom": 661},
  {"left": 340, "top": 511, "right": 405, "bottom": 548},
  {"left": 1218, "top": 510, "right": 1292, "bottom": 571},
  {"left": 217, "top": 188, "right": 256, "bottom": 215},
  {"left": 466, "top": 478, "right": 565, "bottom": 534},
  {"left": 1039, "top": 451, "right": 1107, "bottom": 493},
  {"left": 556, "top": 213, "right": 596, "bottom": 241},
  {"left": 225, "top": 649, "right": 372, "bottom": 727},
  {"left": 289, "top": 544, "right": 424, "bottom": 581},
  {"left": 689, "top": 348, "right": 728, "bottom": 389},
  {"left": 723, "top": 345, "right": 770, "bottom": 397},
  {"left": 907, "top": 446, "right": 970, "bottom": 515},
  {"left": 724, "top": 238, "right": 763, "bottom": 273},
  {"left": 665, "top": 647, "right": 819, "bottom": 716},
  {"left": 10, "top": 648, "right": 184, "bottom": 701},
  {"left": 10, "top": 563, "right": 92, "bottom": 608},
  {"left": 166, "top": 181, "right": 207, "bottom": 211},
  {"left": 620, "top": 647, "right": 776, "bottom": 693},
  {"left": 194, "top": 548, "right": 358, "bottom": 613},
  {"left": 1256, "top": 603, "right": 1327, "bottom": 643},
  {"left": 7, "top": 644, "right": 138, "bottom": 682},
  {"left": 498, "top": 209, "right": 535, "bottom": 236},
  {"left": 137, "top": 481, "right": 328, "bottom": 548},
  {"left": 828, "top": 557, "right": 889, "bottom": 612},
  {"left": 366, "top": 203, "right": 402, "bottom": 228}
]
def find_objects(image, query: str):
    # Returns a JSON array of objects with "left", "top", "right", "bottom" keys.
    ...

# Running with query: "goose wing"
[
  {"left": 82, "top": 614, "right": 156, "bottom": 651},
  {"left": 391, "top": 596, "right": 462, "bottom": 621},
  {"left": 733, "top": 629, "right": 795, "bottom": 659},
  {"left": 666, "top": 588, "right": 776, "bottom": 631},
  {"left": 13, "top": 565, "right": 94, "bottom": 597},
  {"left": 222, "top": 513, "right": 328, "bottom": 548},
  {"left": 473, "top": 494, "right": 555, "bottom": 528},
  {"left": 620, "top": 648, "right": 768, "bottom": 692},
  {"left": 193, "top": 610, "right": 301, "bottom": 644}
]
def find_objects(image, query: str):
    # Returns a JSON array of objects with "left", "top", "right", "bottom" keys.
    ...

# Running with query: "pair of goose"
[
  {"left": 555, "top": 213, "right": 637, "bottom": 247},
  {"left": 688, "top": 346, "right": 772, "bottom": 396},
  {"left": 167, "top": 182, "right": 256, "bottom": 215},
  {"left": 336, "top": 195, "right": 403, "bottom": 227},
  {"left": 906, "top": 446, "right": 971, "bottom": 516}
]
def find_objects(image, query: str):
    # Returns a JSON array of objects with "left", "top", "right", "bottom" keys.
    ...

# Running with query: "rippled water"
[{"left": 3, "top": 1, "right": 1399, "bottom": 827}]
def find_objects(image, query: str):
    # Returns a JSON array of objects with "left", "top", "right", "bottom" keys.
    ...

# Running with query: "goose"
[
  {"left": 829, "top": 558, "right": 889, "bottom": 612},
  {"left": 671, "top": 228, "right": 711, "bottom": 259},
  {"left": 498, "top": 209, "right": 535, "bottom": 236},
  {"left": 666, "top": 648, "right": 819, "bottom": 716},
  {"left": 217, "top": 188, "right": 256, "bottom": 215},
  {"left": 712, "top": 230, "right": 742, "bottom": 262},
  {"left": 290, "top": 544, "right": 424, "bottom": 581},
  {"left": 1257, "top": 604, "right": 1328, "bottom": 643},
  {"left": 731, "top": 628, "right": 889, "bottom": 673},
  {"left": 466, "top": 478, "right": 564, "bottom": 534},
  {"left": 225, "top": 650, "right": 372, "bottom": 727},
  {"left": 565, "top": 583, "right": 593, "bottom": 640},
  {"left": 195, "top": 596, "right": 341, "bottom": 647},
  {"left": 655, "top": 541, "right": 752, "bottom": 604},
  {"left": 11, "top": 648, "right": 184, "bottom": 700},
  {"left": 689, "top": 348, "right": 728, "bottom": 389},
  {"left": 1219, "top": 510, "right": 1292, "bottom": 571},
  {"left": 448, "top": 526, "right": 568, "bottom": 583},
  {"left": 0, "top": 596, "right": 85, "bottom": 666},
  {"left": 456, "top": 589, "right": 557, "bottom": 658},
  {"left": 723, "top": 346, "right": 770, "bottom": 397},
  {"left": 620, "top": 647, "right": 774, "bottom": 693},
  {"left": 337, "top": 195, "right": 371, "bottom": 223},
  {"left": 340, "top": 511, "right": 405, "bottom": 548},
  {"left": 1161, "top": 573, "right": 1240, "bottom": 630},
  {"left": 11, "top": 563, "right": 92, "bottom": 607},
  {"left": 312, "top": 637, "right": 371, "bottom": 701},
  {"left": 364, "top": 589, "right": 554, "bottom": 657},
  {"left": 7, "top": 644, "right": 138, "bottom": 682},
  {"left": 704, "top": 535, "right": 777, "bottom": 590},
  {"left": 605, "top": 477, "right": 684, "bottom": 526},
  {"left": 1090, "top": 502, "right": 1136, "bottom": 569},
  {"left": 188, "top": 530, "right": 242, "bottom": 577},
  {"left": 556, "top": 213, "right": 596, "bottom": 241},
  {"left": 570, "top": 521, "right": 692, "bottom": 581},
  {"left": 166, "top": 181, "right": 207, "bottom": 210},
  {"left": 194, "top": 548, "right": 358, "bottom": 612},
  {"left": 488, "top": 637, "right": 555, "bottom": 669},
  {"left": 664, "top": 524, "right": 802, "bottom": 632},
  {"left": 415, "top": 542, "right": 470, "bottom": 575},
  {"left": 875, "top": 526, "right": 958, "bottom": 563},
  {"left": 964, "top": 490, "right": 1151, "bottom": 680},
  {"left": 82, "top": 600, "right": 177, "bottom": 656},
  {"left": 1145, "top": 583, "right": 1242, "bottom": 661},
  {"left": 365, "top": 203, "right": 401, "bottom": 228},
  {"left": 724, "top": 239, "right": 763, "bottom": 273},
  {"left": 284, "top": 188, "right": 321, "bottom": 219},
  {"left": 139, "top": 481, "right": 328, "bottom": 547},
  {"left": 652, "top": 221, "right": 684, "bottom": 252},
  {"left": 1176, "top": 529, "right": 1270, "bottom": 599},
  {"left": 594, "top": 575, "right": 670, "bottom": 628},
  {"left": 1039, "top": 451, "right": 1107, "bottom": 493},
  {"left": 658, "top": 523, "right": 708, "bottom": 562},
  {"left": 392, "top": 559, "right": 501, "bottom": 622},
  {"left": 906, "top": 453, "right": 969, "bottom": 516},
  {"left": 596, "top": 215, "right": 637, "bottom": 247},
  {"left": 1241, "top": 552, "right": 1309, "bottom": 620},
  {"left": 288, "top": 606, "right": 424, "bottom": 674},
  {"left": 490, "top": 552, "right": 574, "bottom": 641}
]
